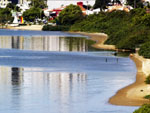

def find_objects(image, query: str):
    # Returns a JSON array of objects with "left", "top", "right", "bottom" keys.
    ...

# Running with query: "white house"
[{"left": 47, "top": 0, "right": 95, "bottom": 10}]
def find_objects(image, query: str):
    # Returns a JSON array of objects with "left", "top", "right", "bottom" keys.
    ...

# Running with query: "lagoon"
[{"left": 0, "top": 30, "right": 138, "bottom": 113}]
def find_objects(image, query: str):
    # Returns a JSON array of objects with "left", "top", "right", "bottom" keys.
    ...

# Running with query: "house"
[
  {"left": 44, "top": 2, "right": 92, "bottom": 20},
  {"left": 47, "top": 0, "right": 95, "bottom": 10},
  {"left": 0, "top": 0, "right": 29, "bottom": 8},
  {"left": 107, "top": 4, "right": 133, "bottom": 12}
]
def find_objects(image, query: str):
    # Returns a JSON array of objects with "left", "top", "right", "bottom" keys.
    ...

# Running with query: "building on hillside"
[
  {"left": 47, "top": 0, "right": 95, "bottom": 10},
  {"left": 0, "top": 0, "right": 11, "bottom": 8},
  {"left": 44, "top": 2, "right": 92, "bottom": 20},
  {"left": 107, "top": 4, "right": 133, "bottom": 12},
  {"left": 0, "top": 0, "right": 27, "bottom": 8}
]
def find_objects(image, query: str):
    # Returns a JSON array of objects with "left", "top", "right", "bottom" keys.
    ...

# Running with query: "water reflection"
[
  {"left": 0, "top": 36, "right": 89, "bottom": 52},
  {"left": 0, "top": 66, "right": 87, "bottom": 113},
  {"left": 11, "top": 67, "right": 23, "bottom": 85},
  {"left": 0, "top": 65, "right": 137, "bottom": 113}
]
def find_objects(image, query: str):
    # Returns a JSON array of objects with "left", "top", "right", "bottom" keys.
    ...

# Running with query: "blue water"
[
  {"left": 0, "top": 30, "right": 138, "bottom": 113},
  {"left": 0, "top": 29, "right": 86, "bottom": 37}
]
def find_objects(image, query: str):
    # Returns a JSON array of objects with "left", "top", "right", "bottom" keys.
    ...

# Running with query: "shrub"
[
  {"left": 133, "top": 104, "right": 150, "bottom": 113},
  {"left": 145, "top": 75, "right": 150, "bottom": 84},
  {"left": 42, "top": 25, "right": 70, "bottom": 31},
  {"left": 139, "top": 42, "right": 150, "bottom": 58},
  {"left": 144, "top": 95, "right": 150, "bottom": 101}
]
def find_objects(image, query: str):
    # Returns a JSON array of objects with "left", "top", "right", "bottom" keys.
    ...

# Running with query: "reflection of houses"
[
  {"left": 11, "top": 67, "right": 23, "bottom": 85},
  {"left": 0, "top": 67, "right": 23, "bottom": 85},
  {"left": 0, "top": 66, "right": 87, "bottom": 113},
  {"left": 0, "top": 36, "right": 87, "bottom": 52}
]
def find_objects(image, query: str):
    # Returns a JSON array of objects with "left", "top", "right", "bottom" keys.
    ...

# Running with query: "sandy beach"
[
  {"left": 8, "top": 25, "right": 43, "bottom": 31},
  {"left": 69, "top": 32, "right": 116, "bottom": 50},
  {"left": 75, "top": 32, "right": 150, "bottom": 106},
  {"left": 109, "top": 54, "right": 150, "bottom": 106},
  {"left": 72, "top": 32, "right": 150, "bottom": 106}
]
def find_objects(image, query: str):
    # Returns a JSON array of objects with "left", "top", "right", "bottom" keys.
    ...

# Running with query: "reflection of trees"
[
  {"left": 12, "top": 36, "right": 19, "bottom": 49},
  {"left": 0, "top": 36, "right": 88, "bottom": 52},
  {"left": 11, "top": 67, "right": 23, "bottom": 85}
]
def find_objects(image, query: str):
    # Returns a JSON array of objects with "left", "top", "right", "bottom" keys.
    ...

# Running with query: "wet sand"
[{"left": 109, "top": 54, "right": 150, "bottom": 106}]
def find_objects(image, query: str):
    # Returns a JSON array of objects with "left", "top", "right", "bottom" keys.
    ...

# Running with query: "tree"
[
  {"left": 144, "top": 95, "right": 150, "bottom": 101},
  {"left": 145, "top": 75, "right": 150, "bottom": 84},
  {"left": 127, "top": 0, "right": 143, "bottom": 8},
  {"left": 30, "top": 0, "right": 47, "bottom": 9},
  {"left": 133, "top": 104, "right": 150, "bottom": 113},
  {"left": 139, "top": 42, "right": 150, "bottom": 58},
  {"left": 0, "top": 8, "right": 13, "bottom": 25},
  {"left": 93, "top": 0, "right": 111, "bottom": 11},
  {"left": 23, "top": 7, "right": 43, "bottom": 22},
  {"left": 58, "top": 4, "right": 84, "bottom": 25},
  {"left": 6, "top": 3, "right": 21, "bottom": 12}
]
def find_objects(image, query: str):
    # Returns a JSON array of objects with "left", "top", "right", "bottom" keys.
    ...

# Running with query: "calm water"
[{"left": 0, "top": 30, "right": 138, "bottom": 113}]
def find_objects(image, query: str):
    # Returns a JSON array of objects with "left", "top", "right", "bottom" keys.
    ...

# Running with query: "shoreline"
[
  {"left": 109, "top": 54, "right": 150, "bottom": 106},
  {"left": 7, "top": 25, "right": 43, "bottom": 31},
  {"left": 71, "top": 32, "right": 150, "bottom": 106},
  {"left": 3, "top": 27, "right": 150, "bottom": 106},
  {"left": 69, "top": 32, "right": 116, "bottom": 50}
]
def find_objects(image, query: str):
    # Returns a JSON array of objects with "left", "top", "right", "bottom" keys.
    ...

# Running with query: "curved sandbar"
[
  {"left": 70, "top": 32, "right": 116, "bottom": 50},
  {"left": 109, "top": 54, "right": 150, "bottom": 106},
  {"left": 70, "top": 32, "right": 150, "bottom": 106}
]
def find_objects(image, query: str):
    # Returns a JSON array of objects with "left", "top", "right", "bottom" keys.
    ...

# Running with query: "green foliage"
[
  {"left": 58, "top": 4, "right": 83, "bottom": 25},
  {"left": 6, "top": 3, "right": 21, "bottom": 12},
  {"left": 144, "top": 95, "right": 150, "bottom": 100},
  {"left": 30, "top": 0, "right": 47, "bottom": 9},
  {"left": 43, "top": 7, "right": 150, "bottom": 58},
  {"left": 42, "top": 25, "right": 70, "bottom": 31},
  {"left": 0, "top": 8, "right": 13, "bottom": 24},
  {"left": 71, "top": 8, "right": 150, "bottom": 56},
  {"left": 139, "top": 42, "right": 150, "bottom": 58},
  {"left": 93, "top": 0, "right": 111, "bottom": 11},
  {"left": 23, "top": 7, "right": 43, "bottom": 22},
  {"left": 144, "top": 75, "right": 150, "bottom": 84},
  {"left": 133, "top": 104, "right": 150, "bottom": 113},
  {"left": 127, "top": 0, "right": 143, "bottom": 8}
]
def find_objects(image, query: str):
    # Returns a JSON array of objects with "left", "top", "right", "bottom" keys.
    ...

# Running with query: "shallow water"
[{"left": 0, "top": 31, "right": 138, "bottom": 113}]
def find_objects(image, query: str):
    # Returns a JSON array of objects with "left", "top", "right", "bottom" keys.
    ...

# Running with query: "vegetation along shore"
[{"left": 42, "top": 2, "right": 150, "bottom": 112}]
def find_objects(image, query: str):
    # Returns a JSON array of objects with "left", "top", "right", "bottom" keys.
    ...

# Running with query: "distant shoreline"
[{"left": 7, "top": 25, "right": 43, "bottom": 31}]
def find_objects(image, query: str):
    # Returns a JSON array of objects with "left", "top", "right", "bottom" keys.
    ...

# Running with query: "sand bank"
[
  {"left": 70, "top": 32, "right": 116, "bottom": 50},
  {"left": 8, "top": 25, "right": 43, "bottom": 31},
  {"left": 109, "top": 54, "right": 150, "bottom": 106},
  {"left": 75, "top": 32, "right": 150, "bottom": 106}
]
